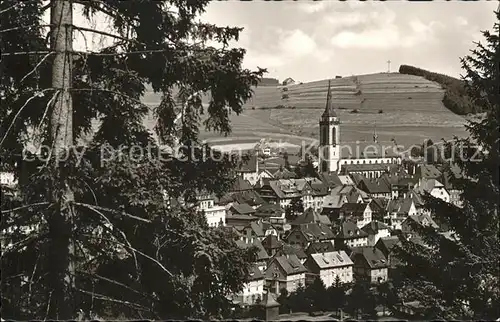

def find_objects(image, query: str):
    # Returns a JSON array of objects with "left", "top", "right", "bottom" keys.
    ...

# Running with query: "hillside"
[
  {"left": 139, "top": 72, "right": 469, "bottom": 152},
  {"left": 242, "top": 72, "right": 450, "bottom": 114},
  {"left": 398, "top": 65, "right": 481, "bottom": 115}
]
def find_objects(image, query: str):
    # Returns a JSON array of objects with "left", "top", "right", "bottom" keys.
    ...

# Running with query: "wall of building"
[{"left": 319, "top": 266, "right": 353, "bottom": 287}]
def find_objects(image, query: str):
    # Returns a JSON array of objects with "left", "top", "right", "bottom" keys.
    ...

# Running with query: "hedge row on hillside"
[
  {"left": 398, "top": 64, "right": 482, "bottom": 115},
  {"left": 257, "top": 77, "right": 280, "bottom": 86}
]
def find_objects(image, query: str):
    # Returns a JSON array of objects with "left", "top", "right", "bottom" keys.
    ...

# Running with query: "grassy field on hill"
[
  {"left": 140, "top": 72, "right": 470, "bottom": 151},
  {"left": 244, "top": 73, "right": 447, "bottom": 113},
  {"left": 398, "top": 64, "right": 481, "bottom": 115}
]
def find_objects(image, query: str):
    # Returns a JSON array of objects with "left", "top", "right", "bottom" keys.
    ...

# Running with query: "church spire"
[{"left": 322, "top": 79, "right": 337, "bottom": 117}]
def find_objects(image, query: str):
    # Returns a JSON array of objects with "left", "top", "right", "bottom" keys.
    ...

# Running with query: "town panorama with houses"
[
  {"left": 2, "top": 1, "right": 498, "bottom": 320},
  {"left": 0, "top": 80, "right": 469, "bottom": 319}
]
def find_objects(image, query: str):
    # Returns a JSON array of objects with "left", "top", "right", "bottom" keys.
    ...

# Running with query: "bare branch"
[
  {"left": 1, "top": 50, "right": 52, "bottom": 57},
  {"left": 72, "top": 25, "right": 145, "bottom": 46},
  {"left": 82, "top": 180, "right": 98, "bottom": 205},
  {"left": 36, "top": 90, "right": 61, "bottom": 136},
  {"left": 82, "top": 234, "right": 174, "bottom": 277},
  {"left": 0, "top": 2, "right": 22, "bottom": 15},
  {"left": 77, "top": 270, "right": 150, "bottom": 298},
  {"left": 74, "top": 202, "right": 151, "bottom": 223},
  {"left": 19, "top": 52, "right": 54, "bottom": 84},
  {"left": 45, "top": 291, "right": 53, "bottom": 320},
  {"left": 1, "top": 232, "right": 47, "bottom": 257},
  {"left": 76, "top": 203, "right": 139, "bottom": 277},
  {"left": 0, "top": 88, "right": 56, "bottom": 149},
  {"left": 0, "top": 24, "right": 53, "bottom": 34},
  {"left": 28, "top": 253, "right": 41, "bottom": 306},
  {"left": 1, "top": 202, "right": 50, "bottom": 214},
  {"left": 76, "top": 288, "right": 151, "bottom": 312}
]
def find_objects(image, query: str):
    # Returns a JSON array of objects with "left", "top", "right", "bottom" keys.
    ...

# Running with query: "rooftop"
[
  {"left": 309, "top": 251, "right": 353, "bottom": 269},
  {"left": 351, "top": 246, "right": 388, "bottom": 269}
]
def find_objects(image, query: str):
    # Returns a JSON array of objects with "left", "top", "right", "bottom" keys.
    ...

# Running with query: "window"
[{"left": 321, "top": 127, "right": 328, "bottom": 145}]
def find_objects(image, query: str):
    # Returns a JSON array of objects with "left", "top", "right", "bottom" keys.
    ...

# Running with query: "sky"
[
  {"left": 199, "top": 1, "right": 498, "bottom": 82},
  {"left": 61, "top": 1, "right": 499, "bottom": 84}
]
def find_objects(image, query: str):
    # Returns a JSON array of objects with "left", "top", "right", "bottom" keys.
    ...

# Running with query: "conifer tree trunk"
[{"left": 48, "top": 0, "right": 76, "bottom": 318}]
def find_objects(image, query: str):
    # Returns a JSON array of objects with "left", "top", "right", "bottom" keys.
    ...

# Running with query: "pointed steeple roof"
[{"left": 322, "top": 79, "right": 337, "bottom": 117}]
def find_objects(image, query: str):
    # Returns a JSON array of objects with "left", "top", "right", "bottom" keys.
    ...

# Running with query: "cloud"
[
  {"left": 331, "top": 27, "right": 402, "bottom": 50},
  {"left": 455, "top": 16, "right": 468, "bottom": 26},
  {"left": 328, "top": 7, "right": 445, "bottom": 51},
  {"left": 298, "top": 2, "right": 332, "bottom": 14},
  {"left": 278, "top": 29, "right": 317, "bottom": 57}
]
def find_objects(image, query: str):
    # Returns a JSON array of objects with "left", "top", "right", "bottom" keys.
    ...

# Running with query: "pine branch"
[
  {"left": 0, "top": 88, "right": 55, "bottom": 149},
  {"left": 69, "top": 87, "right": 151, "bottom": 110},
  {"left": 74, "top": 0, "right": 139, "bottom": 26}
]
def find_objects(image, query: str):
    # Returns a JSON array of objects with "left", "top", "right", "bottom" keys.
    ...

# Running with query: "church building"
[{"left": 318, "top": 80, "right": 402, "bottom": 178}]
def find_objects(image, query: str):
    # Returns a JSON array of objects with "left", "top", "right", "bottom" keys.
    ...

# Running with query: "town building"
[
  {"left": 226, "top": 203, "right": 259, "bottom": 227},
  {"left": 385, "top": 197, "right": 418, "bottom": 230},
  {"left": 257, "top": 178, "right": 326, "bottom": 211},
  {"left": 284, "top": 223, "right": 335, "bottom": 249},
  {"left": 262, "top": 234, "right": 283, "bottom": 257},
  {"left": 401, "top": 214, "right": 439, "bottom": 239},
  {"left": 374, "top": 236, "right": 403, "bottom": 273},
  {"left": 254, "top": 203, "right": 285, "bottom": 225},
  {"left": 236, "top": 239, "right": 270, "bottom": 272},
  {"left": 304, "top": 251, "right": 354, "bottom": 287},
  {"left": 357, "top": 177, "right": 392, "bottom": 200},
  {"left": 291, "top": 208, "right": 332, "bottom": 227},
  {"left": 195, "top": 191, "right": 226, "bottom": 227},
  {"left": 415, "top": 178, "right": 450, "bottom": 203},
  {"left": 350, "top": 246, "right": 389, "bottom": 284},
  {"left": 273, "top": 244, "right": 308, "bottom": 264},
  {"left": 265, "top": 254, "right": 308, "bottom": 294},
  {"left": 339, "top": 202, "right": 373, "bottom": 229},
  {"left": 317, "top": 80, "right": 402, "bottom": 177},
  {"left": 361, "top": 220, "right": 391, "bottom": 246},
  {"left": 237, "top": 154, "right": 259, "bottom": 186},
  {"left": 231, "top": 265, "right": 265, "bottom": 306},
  {"left": 305, "top": 240, "right": 336, "bottom": 255},
  {"left": 333, "top": 220, "right": 369, "bottom": 249}
]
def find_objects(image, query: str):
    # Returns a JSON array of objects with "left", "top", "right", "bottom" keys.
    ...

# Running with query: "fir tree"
[
  {"left": 0, "top": 0, "right": 264, "bottom": 319},
  {"left": 393, "top": 9, "right": 499, "bottom": 320},
  {"left": 345, "top": 278, "right": 377, "bottom": 319},
  {"left": 326, "top": 277, "right": 346, "bottom": 310}
]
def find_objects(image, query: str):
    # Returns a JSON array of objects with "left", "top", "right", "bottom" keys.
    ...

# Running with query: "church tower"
[{"left": 318, "top": 80, "right": 341, "bottom": 173}]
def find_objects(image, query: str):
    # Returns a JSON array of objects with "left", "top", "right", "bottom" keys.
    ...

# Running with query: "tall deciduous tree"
[
  {"left": 393, "top": 9, "right": 499, "bottom": 320},
  {"left": 1, "top": 0, "right": 264, "bottom": 319}
]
